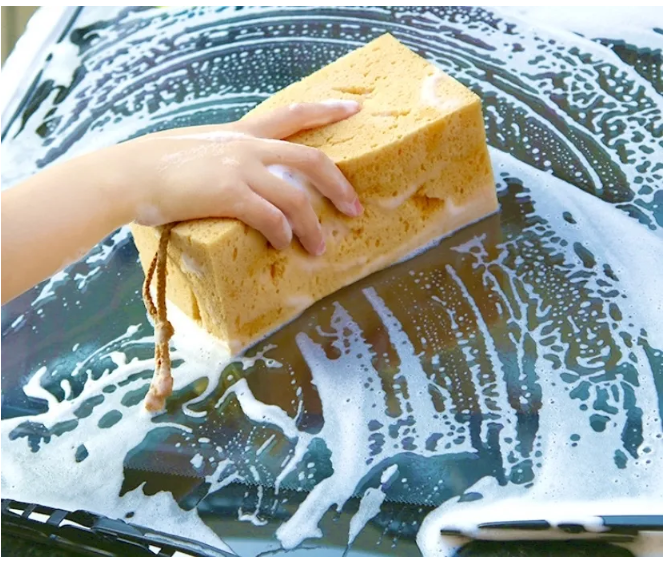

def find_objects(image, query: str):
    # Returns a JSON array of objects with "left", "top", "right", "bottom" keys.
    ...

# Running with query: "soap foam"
[
  {"left": 266, "top": 164, "right": 325, "bottom": 207},
  {"left": 181, "top": 253, "right": 205, "bottom": 278},
  {"left": 421, "top": 70, "right": 465, "bottom": 113},
  {"left": 1, "top": 349, "right": 233, "bottom": 553},
  {"left": 346, "top": 464, "right": 398, "bottom": 546},
  {"left": 417, "top": 476, "right": 659, "bottom": 556},
  {"left": 1, "top": 5, "right": 661, "bottom": 558}
]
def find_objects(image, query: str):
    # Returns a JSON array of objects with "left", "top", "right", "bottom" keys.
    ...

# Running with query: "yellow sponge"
[{"left": 131, "top": 34, "right": 497, "bottom": 354}]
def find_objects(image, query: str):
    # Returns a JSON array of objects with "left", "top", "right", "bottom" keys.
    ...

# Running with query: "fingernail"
[
  {"left": 321, "top": 99, "right": 361, "bottom": 113},
  {"left": 344, "top": 197, "right": 364, "bottom": 217},
  {"left": 353, "top": 198, "right": 364, "bottom": 216},
  {"left": 341, "top": 198, "right": 363, "bottom": 217},
  {"left": 315, "top": 239, "right": 326, "bottom": 256}
]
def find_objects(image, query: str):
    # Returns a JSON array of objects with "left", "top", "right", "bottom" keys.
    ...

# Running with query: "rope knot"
[{"left": 155, "top": 320, "right": 174, "bottom": 344}]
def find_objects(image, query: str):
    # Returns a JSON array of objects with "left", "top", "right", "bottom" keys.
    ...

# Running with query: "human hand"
[{"left": 120, "top": 100, "right": 363, "bottom": 255}]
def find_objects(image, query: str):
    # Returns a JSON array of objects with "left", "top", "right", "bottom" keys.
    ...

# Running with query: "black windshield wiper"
[
  {"left": 441, "top": 514, "right": 663, "bottom": 543},
  {"left": 1, "top": 498, "right": 237, "bottom": 557}
]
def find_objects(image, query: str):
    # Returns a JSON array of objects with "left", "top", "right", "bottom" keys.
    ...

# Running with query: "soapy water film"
[{"left": 1, "top": 6, "right": 662, "bottom": 556}]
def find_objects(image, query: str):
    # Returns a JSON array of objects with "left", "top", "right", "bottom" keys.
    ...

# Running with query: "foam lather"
[{"left": 131, "top": 34, "right": 498, "bottom": 355}]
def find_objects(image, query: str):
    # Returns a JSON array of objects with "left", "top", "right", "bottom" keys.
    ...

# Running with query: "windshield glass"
[{"left": 2, "top": 6, "right": 662, "bottom": 557}]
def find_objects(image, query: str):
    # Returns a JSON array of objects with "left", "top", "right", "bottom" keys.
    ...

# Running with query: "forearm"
[
  {"left": 1, "top": 145, "right": 136, "bottom": 304},
  {"left": 1, "top": 102, "right": 362, "bottom": 306}
]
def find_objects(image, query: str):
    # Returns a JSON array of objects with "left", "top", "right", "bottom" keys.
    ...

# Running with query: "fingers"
[
  {"left": 239, "top": 100, "right": 361, "bottom": 140},
  {"left": 256, "top": 140, "right": 363, "bottom": 218},
  {"left": 249, "top": 168, "right": 325, "bottom": 256},
  {"left": 230, "top": 188, "right": 293, "bottom": 251}
]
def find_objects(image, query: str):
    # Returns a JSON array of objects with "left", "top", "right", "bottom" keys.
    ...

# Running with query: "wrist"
[{"left": 87, "top": 142, "right": 145, "bottom": 228}]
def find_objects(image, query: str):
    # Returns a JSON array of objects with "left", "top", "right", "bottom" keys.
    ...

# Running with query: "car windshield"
[{"left": 1, "top": 6, "right": 662, "bottom": 557}]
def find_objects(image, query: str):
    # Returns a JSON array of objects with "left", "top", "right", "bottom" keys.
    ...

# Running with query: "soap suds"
[
  {"left": 417, "top": 476, "right": 659, "bottom": 556},
  {"left": 267, "top": 164, "right": 324, "bottom": 207},
  {"left": 1, "top": 347, "right": 232, "bottom": 553},
  {"left": 1, "top": 5, "right": 660, "bottom": 558},
  {"left": 347, "top": 465, "right": 398, "bottom": 546},
  {"left": 238, "top": 485, "right": 268, "bottom": 526},
  {"left": 181, "top": 253, "right": 205, "bottom": 278},
  {"left": 375, "top": 181, "right": 421, "bottom": 210},
  {"left": 421, "top": 70, "right": 465, "bottom": 113},
  {"left": 190, "top": 452, "right": 204, "bottom": 469},
  {"left": 157, "top": 130, "right": 251, "bottom": 143},
  {"left": 284, "top": 294, "right": 314, "bottom": 311}
]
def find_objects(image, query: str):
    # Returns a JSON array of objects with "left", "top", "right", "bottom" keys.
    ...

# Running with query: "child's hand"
[
  {"left": 1, "top": 100, "right": 362, "bottom": 304},
  {"left": 121, "top": 100, "right": 363, "bottom": 256}
]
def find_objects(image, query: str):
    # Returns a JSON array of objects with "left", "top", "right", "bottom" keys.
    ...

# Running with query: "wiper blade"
[
  {"left": 441, "top": 514, "right": 663, "bottom": 542},
  {"left": 1, "top": 498, "right": 237, "bottom": 557}
]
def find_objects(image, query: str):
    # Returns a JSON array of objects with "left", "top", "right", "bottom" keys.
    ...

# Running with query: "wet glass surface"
[{"left": 1, "top": 6, "right": 662, "bottom": 556}]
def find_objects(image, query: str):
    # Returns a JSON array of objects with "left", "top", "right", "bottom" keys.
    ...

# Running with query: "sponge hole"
[
  {"left": 332, "top": 85, "right": 375, "bottom": 95},
  {"left": 191, "top": 291, "right": 201, "bottom": 321}
]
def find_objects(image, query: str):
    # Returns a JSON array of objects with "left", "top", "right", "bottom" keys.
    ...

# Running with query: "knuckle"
[
  {"left": 290, "top": 189, "right": 309, "bottom": 210},
  {"left": 303, "top": 147, "right": 326, "bottom": 165},
  {"left": 225, "top": 181, "right": 248, "bottom": 205},
  {"left": 288, "top": 102, "right": 307, "bottom": 118},
  {"left": 311, "top": 225, "right": 324, "bottom": 243},
  {"left": 303, "top": 212, "right": 322, "bottom": 238},
  {"left": 265, "top": 207, "right": 286, "bottom": 230}
]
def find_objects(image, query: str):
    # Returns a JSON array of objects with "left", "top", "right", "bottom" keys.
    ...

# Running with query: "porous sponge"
[{"left": 131, "top": 33, "right": 497, "bottom": 354}]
